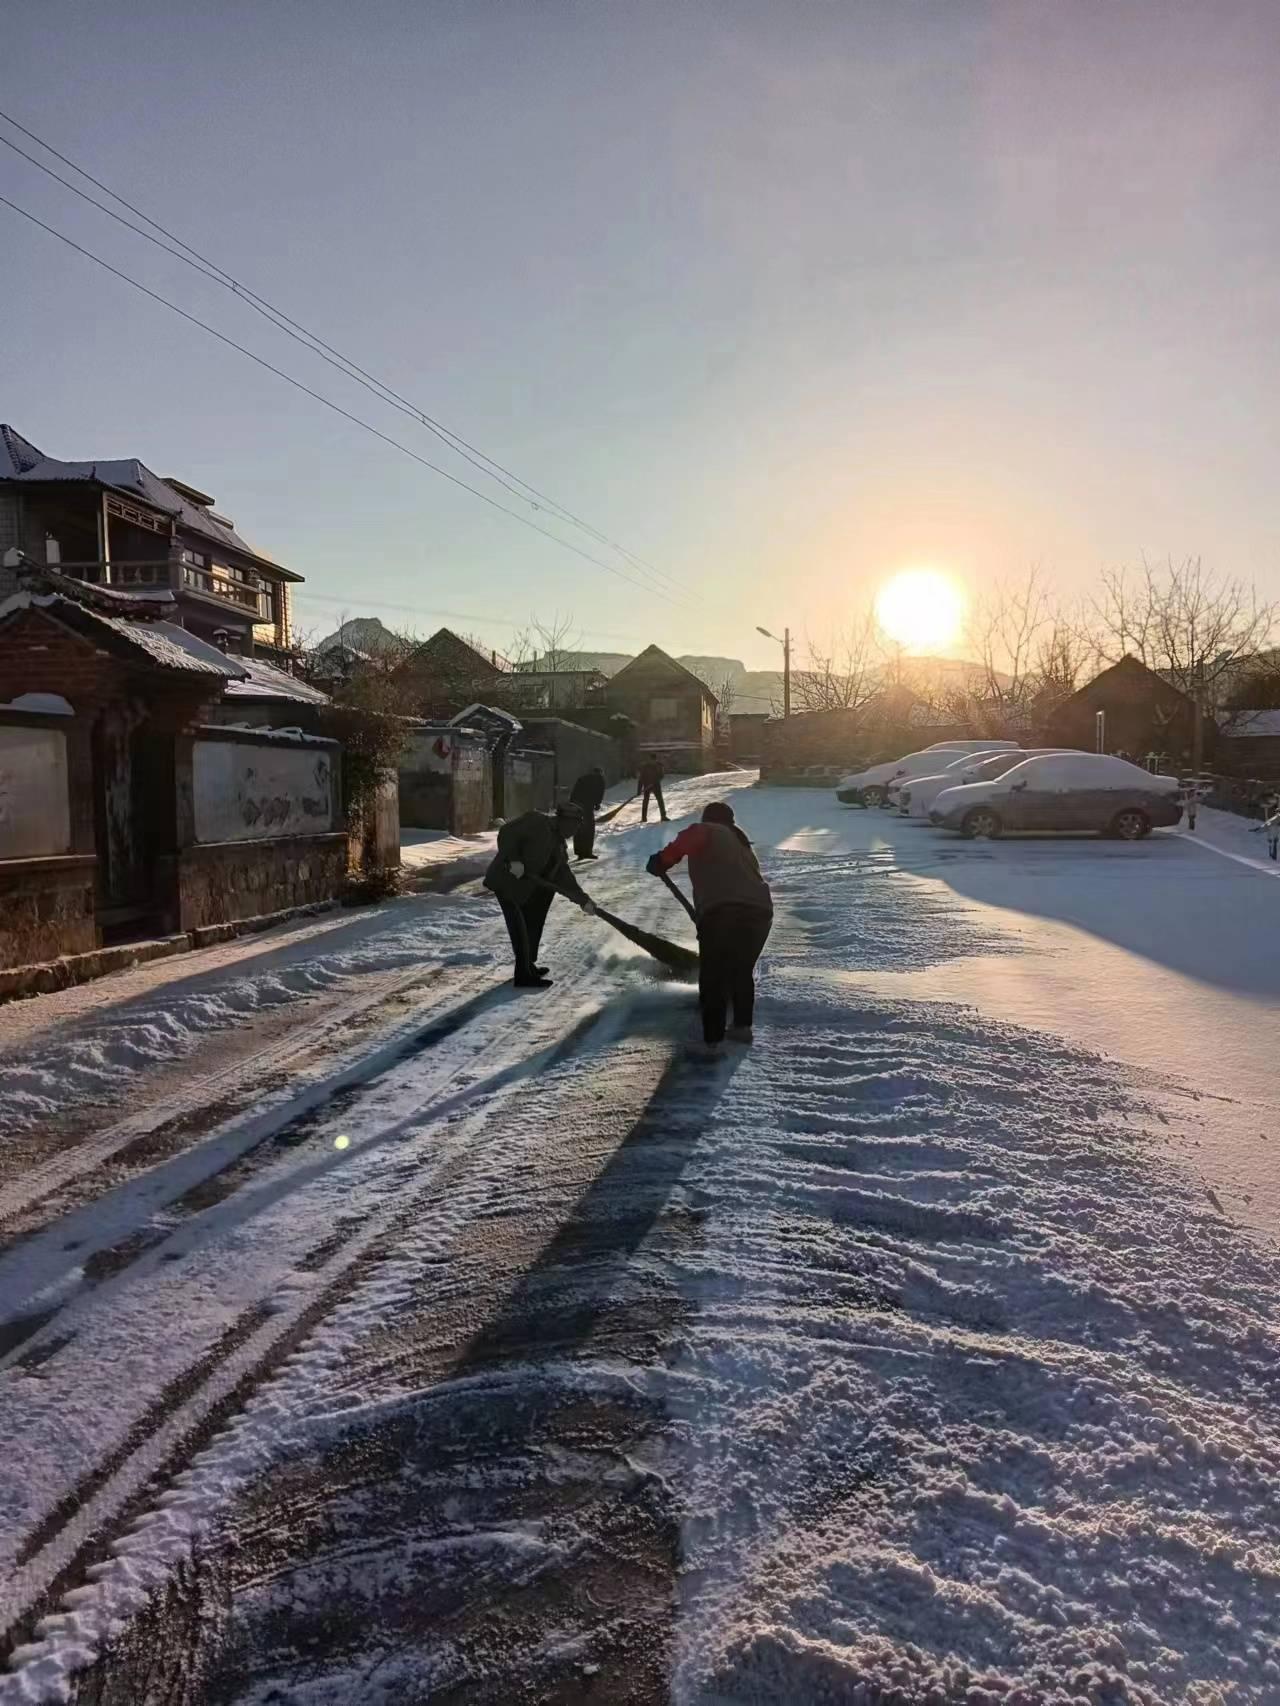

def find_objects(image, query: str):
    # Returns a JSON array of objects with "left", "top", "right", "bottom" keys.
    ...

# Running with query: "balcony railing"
[
  {"left": 49, "top": 560, "right": 275, "bottom": 624},
  {"left": 181, "top": 563, "right": 272, "bottom": 620}
]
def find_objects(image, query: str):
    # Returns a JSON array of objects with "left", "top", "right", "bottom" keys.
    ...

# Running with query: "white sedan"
[
  {"left": 837, "top": 741, "right": 1020, "bottom": 808},
  {"left": 930, "top": 753, "right": 1183, "bottom": 839},
  {"left": 897, "top": 748, "right": 1071, "bottom": 819}
]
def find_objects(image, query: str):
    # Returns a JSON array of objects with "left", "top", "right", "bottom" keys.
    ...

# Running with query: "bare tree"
[
  {"left": 1086, "top": 557, "right": 1277, "bottom": 705},
  {"left": 790, "top": 609, "right": 883, "bottom": 715}
]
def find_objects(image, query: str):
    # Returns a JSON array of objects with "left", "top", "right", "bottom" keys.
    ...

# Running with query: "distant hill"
[
  {"left": 519, "top": 651, "right": 634, "bottom": 677},
  {"left": 314, "top": 617, "right": 408, "bottom": 658}
]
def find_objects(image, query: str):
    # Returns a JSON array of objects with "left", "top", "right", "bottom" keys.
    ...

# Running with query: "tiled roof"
[
  {"left": 0, "top": 589, "right": 245, "bottom": 679},
  {"left": 0, "top": 422, "right": 299, "bottom": 580},
  {"left": 223, "top": 655, "right": 331, "bottom": 704}
]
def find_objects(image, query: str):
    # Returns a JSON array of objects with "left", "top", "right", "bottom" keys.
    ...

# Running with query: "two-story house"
[
  {"left": 604, "top": 644, "right": 718, "bottom": 772},
  {"left": 0, "top": 422, "right": 300, "bottom": 655}
]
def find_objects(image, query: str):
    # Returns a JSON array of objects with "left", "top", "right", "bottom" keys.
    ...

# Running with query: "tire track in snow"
[{"left": 0, "top": 996, "right": 619, "bottom": 1674}]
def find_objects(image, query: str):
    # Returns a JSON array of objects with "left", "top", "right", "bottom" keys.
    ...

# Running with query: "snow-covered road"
[{"left": 2, "top": 779, "right": 1279, "bottom": 1704}]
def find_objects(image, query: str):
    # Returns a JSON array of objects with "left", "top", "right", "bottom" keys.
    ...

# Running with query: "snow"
[
  {"left": 3, "top": 779, "right": 1280, "bottom": 1702},
  {"left": 0, "top": 695, "right": 73, "bottom": 717}
]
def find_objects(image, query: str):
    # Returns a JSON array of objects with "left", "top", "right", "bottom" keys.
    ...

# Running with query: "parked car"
[
  {"left": 898, "top": 748, "right": 1072, "bottom": 818},
  {"left": 929, "top": 753, "right": 1183, "bottom": 839},
  {"left": 837, "top": 741, "right": 1020, "bottom": 807}
]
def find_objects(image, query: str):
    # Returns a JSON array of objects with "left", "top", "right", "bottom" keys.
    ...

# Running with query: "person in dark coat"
[
  {"left": 569, "top": 766, "right": 607, "bottom": 860},
  {"left": 637, "top": 754, "right": 668, "bottom": 823},
  {"left": 647, "top": 800, "right": 771, "bottom": 1047},
  {"left": 484, "top": 803, "right": 596, "bottom": 989}
]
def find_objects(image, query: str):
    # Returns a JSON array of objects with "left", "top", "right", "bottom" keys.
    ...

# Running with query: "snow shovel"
[{"left": 533, "top": 877, "right": 699, "bottom": 975}]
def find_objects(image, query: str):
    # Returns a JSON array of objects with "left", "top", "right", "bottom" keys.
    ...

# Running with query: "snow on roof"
[
  {"left": 1222, "top": 709, "right": 1280, "bottom": 737},
  {"left": 116, "top": 619, "right": 247, "bottom": 678},
  {"left": 0, "top": 691, "right": 74, "bottom": 716},
  {"left": 0, "top": 422, "right": 299, "bottom": 580},
  {"left": 449, "top": 702, "right": 522, "bottom": 730},
  {"left": 222, "top": 655, "right": 331, "bottom": 704},
  {"left": 0, "top": 588, "right": 245, "bottom": 678}
]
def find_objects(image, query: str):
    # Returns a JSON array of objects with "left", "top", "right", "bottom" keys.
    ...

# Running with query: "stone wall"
[
  {"left": 0, "top": 854, "right": 98, "bottom": 970},
  {"left": 166, "top": 833, "right": 348, "bottom": 932}
]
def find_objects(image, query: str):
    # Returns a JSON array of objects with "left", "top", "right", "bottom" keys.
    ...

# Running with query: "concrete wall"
[
  {"left": 0, "top": 854, "right": 97, "bottom": 970},
  {"left": 502, "top": 746, "right": 556, "bottom": 817},
  {"left": 192, "top": 731, "right": 339, "bottom": 844},
  {"left": 0, "top": 722, "right": 71, "bottom": 858},
  {"left": 398, "top": 726, "right": 493, "bottom": 834},
  {"left": 519, "top": 718, "right": 625, "bottom": 796},
  {"left": 166, "top": 834, "right": 348, "bottom": 932}
]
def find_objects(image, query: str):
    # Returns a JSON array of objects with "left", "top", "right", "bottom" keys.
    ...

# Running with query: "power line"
[
  {"left": 0, "top": 189, "right": 692, "bottom": 609},
  {"left": 0, "top": 107, "right": 686, "bottom": 600},
  {"left": 294, "top": 587, "right": 641, "bottom": 646}
]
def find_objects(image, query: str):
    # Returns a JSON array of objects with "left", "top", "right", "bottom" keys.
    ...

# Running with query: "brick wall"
[
  {"left": 164, "top": 833, "right": 348, "bottom": 931},
  {"left": 0, "top": 855, "right": 98, "bottom": 970}
]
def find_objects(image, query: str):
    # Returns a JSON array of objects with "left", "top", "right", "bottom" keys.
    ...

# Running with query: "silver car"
[{"left": 930, "top": 753, "right": 1183, "bottom": 839}]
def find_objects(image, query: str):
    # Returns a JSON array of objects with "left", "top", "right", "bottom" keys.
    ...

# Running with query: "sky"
[{"left": 2, "top": 0, "right": 1279, "bottom": 670}]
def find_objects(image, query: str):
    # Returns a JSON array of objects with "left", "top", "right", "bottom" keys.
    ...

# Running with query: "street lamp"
[{"left": 757, "top": 624, "right": 791, "bottom": 719}]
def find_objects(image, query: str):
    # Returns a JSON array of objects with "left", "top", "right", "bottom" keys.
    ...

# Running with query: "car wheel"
[
  {"left": 1110, "top": 808, "right": 1150, "bottom": 841},
  {"left": 962, "top": 807, "right": 1002, "bottom": 839},
  {"left": 862, "top": 785, "right": 887, "bottom": 808}
]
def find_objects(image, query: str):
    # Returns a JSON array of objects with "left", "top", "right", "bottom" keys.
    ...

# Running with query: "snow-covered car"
[
  {"left": 929, "top": 753, "right": 1183, "bottom": 839},
  {"left": 898, "top": 748, "right": 1071, "bottom": 819},
  {"left": 836, "top": 741, "right": 1019, "bottom": 808}
]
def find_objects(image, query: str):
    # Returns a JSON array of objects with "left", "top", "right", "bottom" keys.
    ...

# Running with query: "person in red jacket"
[{"left": 647, "top": 800, "right": 772, "bottom": 1048}]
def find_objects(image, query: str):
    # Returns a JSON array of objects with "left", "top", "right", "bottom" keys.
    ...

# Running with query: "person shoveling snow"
[
  {"left": 647, "top": 800, "right": 773, "bottom": 1052},
  {"left": 484, "top": 803, "right": 597, "bottom": 989}
]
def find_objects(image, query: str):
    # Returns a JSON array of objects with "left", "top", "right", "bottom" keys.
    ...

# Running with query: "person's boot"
[
  {"left": 687, "top": 1039, "right": 725, "bottom": 1061},
  {"left": 514, "top": 970, "right": 552, "bottom": 990},
  {"left": 726, "top": 1025, "right": 754, "bottom": 1044}
]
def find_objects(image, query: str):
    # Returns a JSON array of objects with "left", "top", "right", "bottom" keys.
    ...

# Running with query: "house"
[
  {"left": 497, "top": 668, "right": 608, "bottom": 714},
  {"left": 1217, "top": 709, "right": 1280, "bottom": 780},
  {"left": 1044, "top": 655, "right": 1207, "bottom": 762},
  {"left": 603, "top": 644, "right": 718, "bottom": 772},
  {"left": 0, "top": 568, "right": 346, "bottom": 980},
  {"left": 392, "top": 628, "right": 513, "bottom": 718},
  {"left": 0, "top": 421, "right": 301, "bottom": 656}
]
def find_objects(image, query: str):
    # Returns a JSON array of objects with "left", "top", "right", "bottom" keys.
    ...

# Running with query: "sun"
[{"left": 875, "top": 569, "right": 965, "bottom": 653}]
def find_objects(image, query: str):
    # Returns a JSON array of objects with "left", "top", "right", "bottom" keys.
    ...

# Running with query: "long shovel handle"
[{"left": 657, "top": 866, "right": 697, "bottom": 922}]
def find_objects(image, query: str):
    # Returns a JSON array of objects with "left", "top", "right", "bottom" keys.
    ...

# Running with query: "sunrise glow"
[{"left": 875, "top": 569, "right": 966, "bottom": 653}]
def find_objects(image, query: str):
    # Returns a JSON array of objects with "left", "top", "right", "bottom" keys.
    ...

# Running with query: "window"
[
  {"left": 181, "top": 548, "right": 207, "bottom": 568},
  {"left": 649, "top": 696, "right": 680, "bottom": 721}
]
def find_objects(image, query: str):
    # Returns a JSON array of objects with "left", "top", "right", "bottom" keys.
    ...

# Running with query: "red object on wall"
[{"left": 433, "top": 736, "right": 451, "bottom": 759}]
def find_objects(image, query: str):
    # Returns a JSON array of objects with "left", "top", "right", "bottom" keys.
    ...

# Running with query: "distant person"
[
  {"left": 637, "top": 754, "right": 668, "bottom": 823},
  {"left": 484, "top": 803, "right": 596, "bottom": 989},
  {"left": 569, "top": 765, "right": 607, "bottom": 860},
  {"left": 647, "top": 800, "right": 772, "bottom": 1050}
]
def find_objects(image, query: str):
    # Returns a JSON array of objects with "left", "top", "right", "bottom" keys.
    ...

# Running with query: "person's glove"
[
  {"left": 645, "top": 853, "right": 665, "bottom": 877},
  {"left": 508, "top": 860, "right": 525, "bottom": 879},
  {"left": 580, "top": 898, "right": 597, "bottom": 916}
]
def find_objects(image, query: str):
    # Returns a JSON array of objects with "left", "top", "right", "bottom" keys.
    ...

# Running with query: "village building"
[
  {"left": 1042, "top": 655, "right": 1207, "bottom": 764},
  {"left": 1, "top": 422, "right": 300, "bottom": 657},
  {"left": 603, "top": 644, "right": 718, "bottom": 772}
]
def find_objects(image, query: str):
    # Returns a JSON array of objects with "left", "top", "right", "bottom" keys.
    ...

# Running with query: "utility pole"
[{"left": 757, "top": 624, "right": 792, "bottom": 720}]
